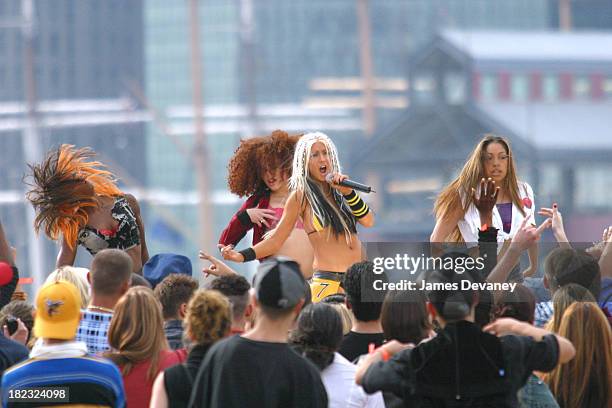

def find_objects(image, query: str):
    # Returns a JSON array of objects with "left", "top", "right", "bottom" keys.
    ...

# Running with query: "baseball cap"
[
  {"left": 34, "top": 280, "right": 81, "bottom": 339},
  {"left": 254, "top": 257, "right": 306, "bottom": 309},
  {"left": 143, "top": 253, "right": 193, "bottom": 288}
]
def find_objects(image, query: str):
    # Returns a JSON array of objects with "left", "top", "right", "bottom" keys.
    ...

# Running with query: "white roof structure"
[
  {"left": 441, "top": 30, "right": 612, "bottom": 63},
  {"left": 478, "top": 102, "right": 612, "bottom": 150}
]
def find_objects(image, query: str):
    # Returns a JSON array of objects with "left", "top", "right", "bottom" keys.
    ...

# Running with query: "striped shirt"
[{"left": 1, "top": 355, "right": 125, "bottom": 407}]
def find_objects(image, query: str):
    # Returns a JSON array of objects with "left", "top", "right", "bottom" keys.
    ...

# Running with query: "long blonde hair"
[
  {"left": 433, "top": 135, "right": 524, "bottom": 242},
  {"left": 546, "top": 283, "right": 596, "bottom": 333},
  {"left": 105, "top": 287, "right": 169, "bottom": 381},
  {"left": 289, "top": 132, "right": 356, "bottom": 239},
  {"left": 543, "top": 302, "right": 612, "bottom": 408}
]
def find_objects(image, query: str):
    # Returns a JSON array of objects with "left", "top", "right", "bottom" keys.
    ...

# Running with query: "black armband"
[
  {"left": 237, "top": 210, "right": 252, "bottom": 226},
  {"left": 239, "top": 247, "right": 257, "bottom": 262},
  {"left": 478, "top": 226, "right": 499, "bottom": 242},
  {"left": 343, "top": 190, "right": 370, "bottom": 219}
]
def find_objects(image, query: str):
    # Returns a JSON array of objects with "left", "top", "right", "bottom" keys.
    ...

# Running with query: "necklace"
[{"left": 87, "top": 305, "right": 113, "bottom": 314}]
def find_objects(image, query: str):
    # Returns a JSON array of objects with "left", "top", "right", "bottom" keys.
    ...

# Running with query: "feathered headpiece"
[
  {"left": 26, "top": 145, "right": 122, "bottom": 248},
  {"left": 289, "top": 132, "right": 355, "bottom": 239}
]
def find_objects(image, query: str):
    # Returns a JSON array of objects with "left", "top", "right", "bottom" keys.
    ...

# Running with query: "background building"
[
  {"left": 360, "top": 30, "right": 612, "bottom": 241},
  {"left": 1, "top": 0, "right": 611, "bottom": 289}
]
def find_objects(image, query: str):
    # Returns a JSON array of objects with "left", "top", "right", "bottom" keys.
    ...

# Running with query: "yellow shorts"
[{"left": 310, "top": 271, "right": 344, "bottom": 302}]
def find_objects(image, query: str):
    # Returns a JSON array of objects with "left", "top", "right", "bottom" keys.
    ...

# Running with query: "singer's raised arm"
[
  {"left": 353, "top": 198, "right": 374, "bottom": 228},
  {"left": 220, "top": 191, "right": 302, "bottom": 262},
  {"left": 327, "top": 173, "right": 375, "bottom": 228}
]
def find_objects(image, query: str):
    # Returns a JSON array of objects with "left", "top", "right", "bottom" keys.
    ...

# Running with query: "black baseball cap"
[{"left": 254, "top": 257, "right": 305, "bottom": 309}]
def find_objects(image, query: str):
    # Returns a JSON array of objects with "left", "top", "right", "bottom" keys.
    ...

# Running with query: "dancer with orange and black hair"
[
  {"left": 213, "top": 130, "right": 315, "bottom": 277},
  {"left": 26, "top": 145, "right": 149, "bottom": 273}
]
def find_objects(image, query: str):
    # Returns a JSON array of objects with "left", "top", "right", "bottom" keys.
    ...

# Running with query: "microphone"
[{"left": 325, "top": 173, "right": 375, "bottom": 193}]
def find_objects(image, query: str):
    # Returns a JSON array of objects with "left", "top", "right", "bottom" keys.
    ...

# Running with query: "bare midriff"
[{"left": 302, "top": 206, "right": 362, "bottom": 273}]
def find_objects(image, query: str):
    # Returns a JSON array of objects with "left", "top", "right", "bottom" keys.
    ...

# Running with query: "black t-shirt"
[
  {"left": 188, "top": 335, "right": 328, "bottom": 408},
  {"left": 362, "top": 321, "right": 559, "bottom": 408},
  {"left": 338, "top": 331, "right": 385, "bottom": 362},
  {"left": 0, "top": 334, "right": 28, "bottom": 376},
  {"left": 164, "top": 344, "right": 210, "bottom": 408}
]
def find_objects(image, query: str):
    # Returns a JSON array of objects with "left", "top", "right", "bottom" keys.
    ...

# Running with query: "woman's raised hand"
[
  {"left": 246, "top": 208, "right": 277, "bottom": 228},
  {"left": 199, "top": 250, "right": 238, "bottom": 277},
  {"left": 217, "top": 244, "right": 245, "bottom": 263},
  {"left": 538, "top": 203, "right": 568, "bottom": 243},
  {"left": 587, "top": 225, "right": 612, "bottom": 259},
  {"left": 472, "top": 178, "right": 499, "bottom": 226},
  {"left": 327, "top": 173, "right": 353, "bottom": 195}
]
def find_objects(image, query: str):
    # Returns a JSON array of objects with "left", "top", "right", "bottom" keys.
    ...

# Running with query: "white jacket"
[
  {"left": 321, "top": 352, "right": 385, "bottom": 408},
  {"left": 457, "top": 180, "right": 535, "bottom": 248}
]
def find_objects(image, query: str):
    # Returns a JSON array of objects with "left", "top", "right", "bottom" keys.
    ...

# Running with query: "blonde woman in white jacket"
[{"left": 430, "top": 134, "right": 538, "bottom": 279}]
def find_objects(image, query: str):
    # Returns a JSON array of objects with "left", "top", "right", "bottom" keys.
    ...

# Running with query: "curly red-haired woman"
[{"left": 217, "top": 130, "right": 314, "bottom": 278}]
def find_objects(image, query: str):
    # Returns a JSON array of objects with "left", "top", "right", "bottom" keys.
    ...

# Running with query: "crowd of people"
[{"left": 0, "top": 131, "right": 611, "bottom": 407}]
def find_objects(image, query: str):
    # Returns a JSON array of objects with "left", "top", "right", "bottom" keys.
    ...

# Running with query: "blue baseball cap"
[{"left": 143, "top": 253, "right": 193, "bottom": 288}]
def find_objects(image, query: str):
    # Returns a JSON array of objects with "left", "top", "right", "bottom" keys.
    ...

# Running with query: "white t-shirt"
[
  {"left": 321, "top": 352, "right": 385, "bottom": 408},
  {"left": 457, "top": 180, "right": 535, "bottom": 248}
]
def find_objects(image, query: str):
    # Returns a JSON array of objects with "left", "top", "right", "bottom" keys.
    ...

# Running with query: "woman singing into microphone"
[
  {"left": 430, "top": 134, "right": 538, "bottom": 280},
  {"left": 218, "top": 132, "right": 375, "bottom": 301}
]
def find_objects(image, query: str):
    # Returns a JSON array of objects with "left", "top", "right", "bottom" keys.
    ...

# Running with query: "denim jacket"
[{"left": 518, "top": 374, "right": 559, "bottom": 408}]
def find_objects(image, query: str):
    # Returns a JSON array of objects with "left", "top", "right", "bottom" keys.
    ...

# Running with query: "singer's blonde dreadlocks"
[
  {"left": 26, "top": 145, "right": 123, "bottom": 248},
  {"left": 289, "top": 132, "right": 356, "bottom": 239}
]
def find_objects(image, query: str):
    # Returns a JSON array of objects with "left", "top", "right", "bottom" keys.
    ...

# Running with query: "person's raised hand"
[
  {"left": 589, "top": 225, "right": 612, "bottom": 259},
  {"left": 199, "top": 251, "right": 238, "bottom": 277},
  {"left": 246, "top": 208, "right": 277, "bottom": 228},
  {"left": 327, "top": 173, "right": 353, "bottom": 196},
  {"left": 585, "top": 226, "right": 611, "bottom": 259},
  {"left": 217, "top": 244, "right": 245, "bottom": 263},
  {"left": 510, "top": 216, "right": 549, "bottom": 254},
  {"left": 538, "top": 203, "right": 567, "bottom": 242},
  {"left": 472, "top": 178, "right": 499, "bottom": 227}
]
